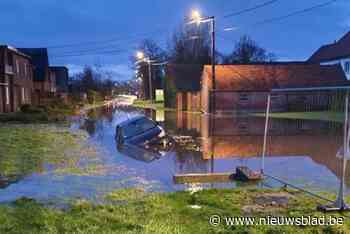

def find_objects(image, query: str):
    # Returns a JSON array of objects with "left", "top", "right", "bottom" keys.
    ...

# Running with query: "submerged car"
[
  {"left": 115, "top": 116, "right": 174, "bottom": 162},
  {"left": 115, "top": 116, "right": 170, "bottom": 147}
]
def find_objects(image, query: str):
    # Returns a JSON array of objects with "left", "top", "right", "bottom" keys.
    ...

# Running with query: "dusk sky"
[{"left": 1, "top": 0, "right": 349, "bottom": 80}]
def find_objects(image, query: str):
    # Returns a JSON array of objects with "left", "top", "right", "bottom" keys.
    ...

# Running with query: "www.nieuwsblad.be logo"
[{"left": 209, "top": 215, "right": 344, "bottom": 227}]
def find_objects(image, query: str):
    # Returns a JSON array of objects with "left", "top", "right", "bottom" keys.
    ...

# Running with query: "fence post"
[{"left": 261, "top": 93, "right": 271, "bottom": 174}]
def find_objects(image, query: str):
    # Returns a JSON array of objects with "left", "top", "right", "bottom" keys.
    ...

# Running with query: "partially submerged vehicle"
[{"left": 115, "top": 116, "right": 174, "bottom": 162}]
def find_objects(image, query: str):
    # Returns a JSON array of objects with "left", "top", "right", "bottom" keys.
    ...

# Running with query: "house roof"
[
  {"left": 203, "top": 63, "right": 349, "bottom": 91},
  {"left": 0, "top": 45, "right": 31, "bottom": 59},
  {"left": 308, "top": 31, "right": 350, "bottom": 62},
  {"left": 49, "top": 66, "right": 68, "bottom": 71},
  {"left": 17, "top": 48, "right": 49, "bottom": 81},
  {"left": 165, "top": 64, "right": 203, "bottom": 92}
]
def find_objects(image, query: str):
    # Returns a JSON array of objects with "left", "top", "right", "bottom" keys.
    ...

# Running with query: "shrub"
[{"left": 20, "top": 105, "right": 45, "bottom": 114}]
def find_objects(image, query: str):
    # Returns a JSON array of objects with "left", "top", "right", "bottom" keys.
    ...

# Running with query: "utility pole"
[
  {"left": 148, "top": 60, "right": 153, "bottom": 103},
  {"left": 210, "top": 16, "right": 216, "bottom": 114},
  {"left": 189, "top": 11, "right": 216, "bottom": 114}
]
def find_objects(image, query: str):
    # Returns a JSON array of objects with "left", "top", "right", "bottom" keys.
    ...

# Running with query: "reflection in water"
[
  {"left": 168, "top": 110, "right": 346, "bottom": 190},
  {"left": 0, "top": 105, "right": 347, "bottom": 204}
]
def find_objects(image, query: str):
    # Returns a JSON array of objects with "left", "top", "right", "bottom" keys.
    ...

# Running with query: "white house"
[{"left": 309, "top": 32, "right": 350, "bottom": 80}]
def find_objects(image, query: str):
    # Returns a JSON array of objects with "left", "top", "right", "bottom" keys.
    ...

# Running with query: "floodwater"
[{"left": 0, "top": 105, "right": 348, "bottom": 204}]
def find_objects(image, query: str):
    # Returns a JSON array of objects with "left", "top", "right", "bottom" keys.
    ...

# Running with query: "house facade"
[
  {"left": 201, "top": 64, "right": 349, "bottom": 113},
  {"left": 165, "top": 63, "right": 349, "bottom": 113},
  {"left": 309, "top": 31, "right": 350, "bottom": 80},
  {"left": 49, "top": 66, "right": 69, "bottom": 103},
  {"left": 17, "top": 48, "right": 55, "bottom": 105},
  {"left": 0, "top": 45, "right": 34, "bottom": 113}
]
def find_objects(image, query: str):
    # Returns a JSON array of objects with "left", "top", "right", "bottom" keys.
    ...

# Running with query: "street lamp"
[
  {"left": 136, "top": 51, "right": 153, "bottom": 102},
  {"left": 189, "top": 10, "right": 216, "bottom": 113}
]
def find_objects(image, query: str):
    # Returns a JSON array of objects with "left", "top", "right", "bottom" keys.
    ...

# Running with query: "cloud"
[{"left": 66, "top": 63, "right": 133, "bottom": 81}]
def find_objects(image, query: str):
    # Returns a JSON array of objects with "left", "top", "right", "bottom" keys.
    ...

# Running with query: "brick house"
[
  {"left": 49, "top": 66, "right": 69, "bottom": 94},
  {"left": 17, "top": 48, "right": 55, "bottom": 104},
  {"left": 0, "top": 45, "right": 34, "bottom": 113},
  {"left": 165, "top": 63, "right": 349, "bottom": 113},
  {"left": 201, "top": 63, "right": 350, "bottom": 113},
  {"left": 49, "top": 66, "right": 69, "bottom": 102}
]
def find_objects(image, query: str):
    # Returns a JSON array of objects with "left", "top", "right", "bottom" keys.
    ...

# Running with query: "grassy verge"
[
  {"left": 0, "top": 188, "right": 348, "bottom": 233},
  {"left": 0, "top": 124, "right": 100, "bottom": 178},
  {"left": 132, "top": 99, "right": 175, "bottom": 111},
  {"left": 254, "top": 111, "right": 344, "bottom": 123},
  {"left": 0, "top": 104, "right": 76, "bottom": 123}
]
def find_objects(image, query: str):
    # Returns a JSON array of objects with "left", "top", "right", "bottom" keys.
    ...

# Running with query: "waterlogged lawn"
[
  {"left": 132, "top": 99, "right": 175, "bottom": 111},
  {"left": 0, "top": 188, "right": 348, "bottom": 234},
  {"left": 0, "top": 124, "right": 102, "bottom": 178},
  {"left": 254, "top": 111, "right": 344, "bottom": 123}
]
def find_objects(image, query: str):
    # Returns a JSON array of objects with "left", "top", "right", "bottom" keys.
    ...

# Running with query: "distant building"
[
  {"left": 49, "top": 66, "right": 69, "bottom": 103},
  {"left": 309, "top": 31, "right": 350, "bottom": 80},
  {"left": 165, "top": 63, "right": 350, "bottom": 113},
  {"left": 0, "top": 45, "right": 34, "bottom": 113},
  {"left": 49, "top": 66, "right": 69, "bottom": 93},
  {"left": 17, "top": 48, "right": 55, "bottom": 104}
]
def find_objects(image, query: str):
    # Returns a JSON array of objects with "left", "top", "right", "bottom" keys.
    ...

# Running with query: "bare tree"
[
  {"left": 167, "top": 22, "right": 211, "bottom": 64},
  {"left": 131, "top": 39, "right": 167, "bottom": 99},
  {"left": 224, "top": 35, "right": 276, "bottom": 64}
]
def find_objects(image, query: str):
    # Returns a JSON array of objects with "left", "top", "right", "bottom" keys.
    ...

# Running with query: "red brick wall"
[{"left": 0, "top": 48, "right": 34, "bottom": 113}]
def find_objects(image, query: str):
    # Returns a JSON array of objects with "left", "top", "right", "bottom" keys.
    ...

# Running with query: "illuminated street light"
[
  {"left": 188, "top": 10, "right": 216, "bottom": 114},
  {"left": 191, "top": 10, "right": 202, "bottom": 24},
  {"left": 136, "top": 51, "right": 145, "bottom": 60}
]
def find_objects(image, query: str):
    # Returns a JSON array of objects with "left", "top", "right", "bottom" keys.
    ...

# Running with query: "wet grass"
[
  {"left": 132, "top": 100, "right": 175, "bottom": 111},
  {"left": 0, "top": 105, "right": 76, "bottom": 123},
  {"left": 254, "top": 111, "right": 344, "bottom": 123},
  {"left": 0, "top": 188, "right": 348, "bottom": 233},
  {"left": 0, "top": 124, "right": 100, "bottom": 178}
]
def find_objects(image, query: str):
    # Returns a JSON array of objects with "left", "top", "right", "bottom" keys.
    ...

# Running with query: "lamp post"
[
  {"left": 136, "top": 51, "right": 153, "bottom": 103},
  {"left": 190, "top": 10, "right": 216, "bottom": 113}
]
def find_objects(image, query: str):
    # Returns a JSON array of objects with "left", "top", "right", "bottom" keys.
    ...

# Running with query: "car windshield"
[{"left": 122, "top": 118, "right": 157, "bottom": 139}]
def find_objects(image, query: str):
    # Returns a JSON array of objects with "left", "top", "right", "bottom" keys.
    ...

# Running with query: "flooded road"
[{"left": 0, "top": 105, "right": 348, "bottom": 203}]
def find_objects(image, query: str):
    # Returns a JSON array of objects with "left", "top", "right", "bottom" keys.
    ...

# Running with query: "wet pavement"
[{"left": 0, "top": 105, "right": 348, "bottom": 204}]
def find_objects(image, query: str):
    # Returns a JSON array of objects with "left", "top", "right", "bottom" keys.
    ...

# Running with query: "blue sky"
[{"left": 1, "top": 0, "right": 349, "bottom": 80}]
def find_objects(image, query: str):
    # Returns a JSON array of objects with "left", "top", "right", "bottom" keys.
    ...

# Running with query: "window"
[
  {"left": 22, "top": 87, "right": 25, "bottom": 103},
  {"left": 16, "top": 60, "right": 20, "bottom": 74},
  {"left": 122, "top": 118, "right": 157, "bottom": 139},
  {"left": 239, "top": 93, "right": 249, "bottom": 102},
  {"left": 5, "top": 86, "right": 9, "bottom": 105},
  {"left": 345, "top": 62, "right": 350, "bottom": 74},
  {"left": 24, "top": 63, "right": 27, "bottom": 76},
  {"left": 7, "top": 52, "right": 13, "bottom": 65}
]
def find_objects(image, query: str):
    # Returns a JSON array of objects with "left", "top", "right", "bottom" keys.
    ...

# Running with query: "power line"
[
  {"left": 254, "top": 0, "right": 337, "bottom": 26},
  {"left": 45, "top": 27, "right": 168, "bottom": 49},
  {"left": 51, "top": 49, "right": 129, "bottom": 58},
  {"left": 223, "top": 0, "right": 279, "bottom": 18}
]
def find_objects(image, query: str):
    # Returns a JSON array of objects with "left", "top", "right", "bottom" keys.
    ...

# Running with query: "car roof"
[{"left": 117, "top": 115, "right": 149, "bottom": 128}]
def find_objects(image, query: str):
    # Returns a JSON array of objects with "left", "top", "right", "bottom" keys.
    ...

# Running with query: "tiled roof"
[
  {"left": 308, "top": 31, "right": 350, "bottom": 62},
  {"left": 165, "top": 64, "right": 203, "bottom": 92},
  {"left": 203, "top": 63, "right": 349, "bottom": 91}
]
